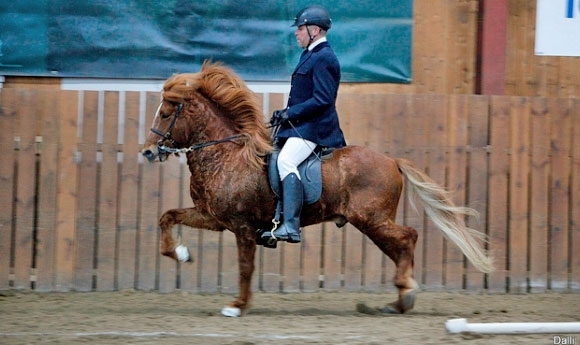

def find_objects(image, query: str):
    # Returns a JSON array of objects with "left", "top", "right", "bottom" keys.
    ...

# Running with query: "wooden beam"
[{"left": 477, "top": 0, "right": 509, "bottom": 95}]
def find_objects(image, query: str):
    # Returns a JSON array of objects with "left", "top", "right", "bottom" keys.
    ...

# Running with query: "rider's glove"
[{"left": 270, "top": 108, "right": 289, "bottom": 126}]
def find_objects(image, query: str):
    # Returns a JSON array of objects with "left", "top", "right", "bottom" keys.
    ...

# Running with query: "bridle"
[
  {"left": 150, "top": 101, "right": 244, "bottom": 155},
  {"left": 150, "top": 102, "right": 183, "bottom": 148}
]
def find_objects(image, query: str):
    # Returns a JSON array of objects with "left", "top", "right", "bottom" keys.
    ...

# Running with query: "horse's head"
[
  {"left": 141, "top": 101, "right": 176, "bottom": 162},
  {"left": 141, "top": 61, "right": 273, "bottom": 167},
  {"left": 141, "top": 73, "right": 204, "bottom": 163},
  {"left": 141, "top": 98, "right": 184, "bottom": 162}
]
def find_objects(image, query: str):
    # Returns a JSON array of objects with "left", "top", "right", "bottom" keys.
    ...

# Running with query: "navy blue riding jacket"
[{"left": 275, "top": 41, "right": 347, "bottom": 148}]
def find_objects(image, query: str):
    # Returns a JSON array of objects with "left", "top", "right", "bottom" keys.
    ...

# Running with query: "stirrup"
[
  {"left": 266, "top": 218, "right": 280, "bottom": 246},
  {"left": 266, "top": 236, "right": 278, "bottom": 247}
]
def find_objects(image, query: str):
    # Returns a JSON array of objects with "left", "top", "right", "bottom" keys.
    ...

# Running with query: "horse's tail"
[{"left": 395, "top": 158, "right": 494, "bottom": 274}]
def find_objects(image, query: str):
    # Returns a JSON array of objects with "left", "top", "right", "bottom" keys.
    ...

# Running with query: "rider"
[{"left": 264, "top": 5, "right": 347, "bottom": 244}]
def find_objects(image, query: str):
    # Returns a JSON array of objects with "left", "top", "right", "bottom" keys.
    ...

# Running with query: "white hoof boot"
[
  {"left": 175, "top": 244, "right": 191, "bottom": 263},
  {"left": 221, "top": 306, "right": 242, "bottom": 317}
]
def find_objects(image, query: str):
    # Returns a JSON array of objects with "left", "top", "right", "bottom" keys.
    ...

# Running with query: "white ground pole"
[{"left": 446, "top": 318, "right": 580, "bottom": 334}]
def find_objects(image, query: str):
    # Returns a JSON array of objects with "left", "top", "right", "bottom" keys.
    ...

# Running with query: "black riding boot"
[{"left": 263, "top": 173, "right": 303, "bottom": 243}]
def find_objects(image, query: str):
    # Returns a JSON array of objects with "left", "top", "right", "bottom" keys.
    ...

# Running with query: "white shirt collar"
[{"left": 308, "top": 37, "right": 327, "bottom": 51}]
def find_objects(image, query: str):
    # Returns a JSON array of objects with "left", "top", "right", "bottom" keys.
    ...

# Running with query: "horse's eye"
[{"left": 161, "top": 113, "right": 172, "bottom": 120}]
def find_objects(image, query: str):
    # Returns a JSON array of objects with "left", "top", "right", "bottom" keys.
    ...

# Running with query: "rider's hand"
[{"left": 270, "top": 108, "right": 289, "bottom": 126}]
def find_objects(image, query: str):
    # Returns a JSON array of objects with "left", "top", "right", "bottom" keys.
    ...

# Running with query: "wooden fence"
[{"left": 1, "top": 89, "right": 579, "bottom": 294}]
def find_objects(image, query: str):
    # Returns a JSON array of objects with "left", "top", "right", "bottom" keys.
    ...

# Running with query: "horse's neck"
[
  {"left": 184, "top": 148, "right": 267, "bottom": 201},
  {"left": 180, "top": 101, "right": 231, "bottom": 141}
]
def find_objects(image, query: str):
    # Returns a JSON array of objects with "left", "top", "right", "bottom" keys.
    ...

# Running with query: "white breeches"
[{"left": 277, "top": 137, "right": 317, "bottom": 180}]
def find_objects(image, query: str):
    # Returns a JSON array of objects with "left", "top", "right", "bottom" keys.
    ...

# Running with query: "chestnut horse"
[{"left": 141, "top": 61, "right": 493, "bottom": 317}]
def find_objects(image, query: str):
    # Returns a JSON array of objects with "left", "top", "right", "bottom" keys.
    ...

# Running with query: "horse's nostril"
[{"left": 143, "top": 149, "right": 155, "bottom": 161}]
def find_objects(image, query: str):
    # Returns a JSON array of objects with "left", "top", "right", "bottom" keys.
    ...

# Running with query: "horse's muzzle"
[
  {"left": 141, "top": 146, "right": 165, "bottom": 162},
  {"left": 142, "top": 148, "right": 156, "bottom": 162}
]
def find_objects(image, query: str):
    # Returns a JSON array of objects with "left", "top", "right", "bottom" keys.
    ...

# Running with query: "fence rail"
[{"left": 0, "top": 89, "right": 579, "bottom": 293}]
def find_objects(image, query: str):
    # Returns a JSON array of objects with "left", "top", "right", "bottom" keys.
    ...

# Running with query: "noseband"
[
  {"left": 150, "top": 102, "right": 183, "bottom": 148},
  {"left": 150, "top": 101, "right": 244, "bottom": 155}
]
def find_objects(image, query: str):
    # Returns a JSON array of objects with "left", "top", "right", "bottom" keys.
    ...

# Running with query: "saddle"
[
  {"left": 257, "top": 147, "right": 334, "bottom": 248},
  {"left": 267, "top": 147, "right": 334, "bottom": 205}
]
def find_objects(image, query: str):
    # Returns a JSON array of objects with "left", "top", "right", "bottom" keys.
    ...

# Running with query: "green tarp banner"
[{"left": 0, "top": 1, "right": 412, "bottom": 83}]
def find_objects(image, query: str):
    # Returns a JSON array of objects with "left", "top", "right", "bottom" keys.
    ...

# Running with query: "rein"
[
  {"left": 157, "top": 134, "right": 245, "bottom": 155},
  {"left": 150, "top": 101, "right": 245, "bottom": 155}
]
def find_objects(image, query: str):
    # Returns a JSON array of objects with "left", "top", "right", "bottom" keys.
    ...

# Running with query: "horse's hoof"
[
  {"left": 175, "top": 244, "right": 192, "bottom": 263},
  {"left": 380, "top": 303, "right": 402, "bottom": 314},
  {"left": 400, "top": 289, "right": 417, "bottom": 311},
  {"left": 380, "top": 290, "right": 418, "bottom": 314},
  {"left": 221, "top": 306, "right": 242, "bottom": 317}
]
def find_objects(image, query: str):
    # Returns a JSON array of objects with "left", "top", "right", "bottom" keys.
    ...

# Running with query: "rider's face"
[{"left": 295, "top": 25, "right": 319, "bottom": 48}]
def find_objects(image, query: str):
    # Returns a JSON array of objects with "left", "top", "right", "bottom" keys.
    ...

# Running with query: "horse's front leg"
[
  {"left": 158, "top": 207, "right": 222, "bottom": 262},
  {"left": 221, "top": 229, "right": 257, "bottom": 317}
]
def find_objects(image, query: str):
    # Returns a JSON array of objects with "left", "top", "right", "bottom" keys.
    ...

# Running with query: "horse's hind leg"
[{"left": 363, "top": 221, "right": 419, "bottom": 314}]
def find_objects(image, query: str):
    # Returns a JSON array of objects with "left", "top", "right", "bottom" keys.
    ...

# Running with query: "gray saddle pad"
[{"left": 267, "top": 150, "right": 322, "bottom": 205}]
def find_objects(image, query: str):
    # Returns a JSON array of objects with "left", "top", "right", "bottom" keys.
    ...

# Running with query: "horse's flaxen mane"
[{"left": 162, "top": 61, "right": 273, "bottom": 169}]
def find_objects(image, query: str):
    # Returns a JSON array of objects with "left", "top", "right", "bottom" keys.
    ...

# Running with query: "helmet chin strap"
[{"left": 305, "top": 26, "right": 317, "bottom": 48}]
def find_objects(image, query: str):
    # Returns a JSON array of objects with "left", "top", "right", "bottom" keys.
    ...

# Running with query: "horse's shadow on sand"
[{"left": 243, "top": 303, "right": 451, "bottom": 318}]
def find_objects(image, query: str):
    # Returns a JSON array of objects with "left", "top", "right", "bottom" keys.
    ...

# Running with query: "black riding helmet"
[{"left": 291, "top": 5, "right": 332, "bottom": 31}]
